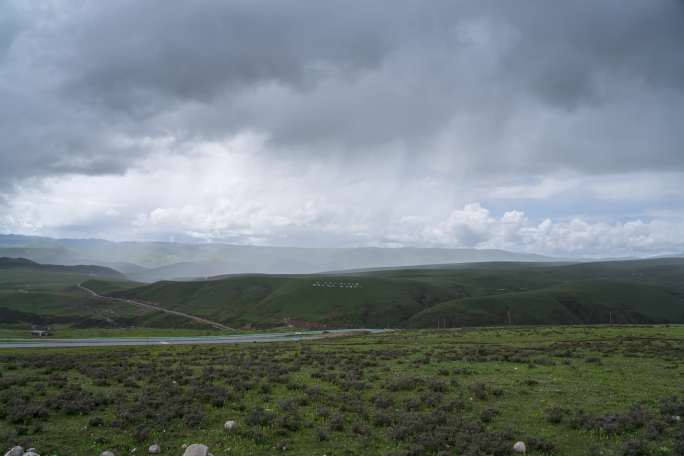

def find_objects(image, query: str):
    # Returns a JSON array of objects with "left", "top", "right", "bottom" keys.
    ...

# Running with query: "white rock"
[
  {"left": 22, "top": 452, "right": 39, "bottom": 456},
  {"left": 513, "top": 441, "right": 526, "bottom": 453},
  {"left": 4, "top": 446, "right": 23, "bottom": 456},
  {"left": 100, "top": 452, "right": 116, "bottom": 456},
  {"left": 182, "top": 444, "right": 208, "bottom": 456},
  {"left": 224, "top": 420, "right": 237, "bottom": 431},
  {"left": 148, "top": 444, "right": 161, "bottom": 454}
]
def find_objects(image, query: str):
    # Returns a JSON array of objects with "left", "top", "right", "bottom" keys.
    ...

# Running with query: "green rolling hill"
[
  {"left": 0, "top": 258, "right": 188, "bottom": 330},
  {"left": 2, "top": 257, "right": 683, "bottom": 330},
  {"left": 101, "top": 258, "right": 684, "bottom": 328}
]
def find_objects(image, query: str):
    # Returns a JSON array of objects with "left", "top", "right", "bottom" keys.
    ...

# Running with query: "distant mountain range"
[
  {"left": 0, "top": 234, "right": 555, "bottom": 281},
  {"left": 0, "top": 257, "right": 126, "bottom": 279}
]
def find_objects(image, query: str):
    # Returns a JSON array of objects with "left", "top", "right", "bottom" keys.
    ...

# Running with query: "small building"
[{"left": 31, "top": 326, "right": 51, "bottom": 337}]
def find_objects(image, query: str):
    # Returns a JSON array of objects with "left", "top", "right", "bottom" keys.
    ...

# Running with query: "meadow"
[
  {"left": 103, "top": 258, "right": 684, "bottom": 329},
  {"left": 3, "top": 257, "right": 684, "bottom": 333},
  {"left": 2, "top": 325, "right": 684, "bottom": 455}
]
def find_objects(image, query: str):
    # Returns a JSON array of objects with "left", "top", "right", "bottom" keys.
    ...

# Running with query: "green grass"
[
  {"left": 80, "top": 279, "right": 142, "bottom": 295},
  {"left": 1, "top": 325, "right": 684, "bottom": 455},
  {"left": 0, "top": 262, "right": 194, "bottom": 331},
  {"left": 103, "top": 258, "right": 684, "bottom": 328},
  {"left": 2, "top": 257, "right": 684, "bottom": 331}
]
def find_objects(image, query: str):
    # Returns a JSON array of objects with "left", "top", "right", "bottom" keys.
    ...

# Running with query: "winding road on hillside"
[
  {"left": 0, "top": 329, "right": 387, "bottom": 349},
  {"left": 77, "top": 283, "right": 233, "bottom": 330}
]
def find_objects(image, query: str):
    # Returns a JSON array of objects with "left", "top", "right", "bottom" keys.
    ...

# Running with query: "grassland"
[
  {"left": 0, "top": 258, "right": 203, "bottom": 332},
  {"left": 1, "top": 325, "right": 684, "bottom": 455},
  {"left": 104, "top": 258, "right": 684, "bottom": 329},
  {"left": 2, "top": 257, "right": 684, "bottom": 333}
]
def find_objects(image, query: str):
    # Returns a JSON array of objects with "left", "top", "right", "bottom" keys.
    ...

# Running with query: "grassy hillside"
[
  {"left": 408, "top": 280, "right": 684, "bottom": 327},
  {"left": 3, "top": 257, "right": 683, "bottom": 330},
  {"left": 0, "top": 257, "right": 126, "bottom": 280},
  {"left": 111, "top": 273, "right": 464, "bottom": 327},
  {"left": 105, "top": 258, "right": 684, "bottom": 328},
  {"left": 0, "top": 259, "right": 187, "bottom": 331}
]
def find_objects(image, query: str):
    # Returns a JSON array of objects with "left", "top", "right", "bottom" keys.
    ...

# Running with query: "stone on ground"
[
  {"left": 513, "top": 441, "right": 527, "bottom": 453},
  {"left": 4, "top": 446, "right": 23, "bottom": 456},
  {"left": 224, "top": 420, "right": 237, "bottom": 431},
  {"left": 182, "top": 444, "right": 209, "bottom": 456}
]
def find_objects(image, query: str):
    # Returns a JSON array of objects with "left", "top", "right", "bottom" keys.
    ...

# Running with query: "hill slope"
[
  {"left": 0, "top": 258, "right": 193, "bottom": 329},
  {"left": 0, "top": 257, "right": 126, "bottom": 279},
  {"left": 105, "top": 258, "right": 684, "bottom": 328}
]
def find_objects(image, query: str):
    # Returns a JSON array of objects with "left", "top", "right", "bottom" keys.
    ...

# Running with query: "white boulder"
[
  {"left": 182, "top": 444, "right": 208, "bottom": 456},
  {"left": 23, "top": 453, "right": 39, "bottom": 456},
  {"left": 224, "top": 420, "right": 237, "bottom": 431},
  {"left": 148, "top": 444, "right": 160, "bottom": 454},
  {"left": 4, "top": 446, "right": 23, "bottom": 456},
  {"left": 513, "top": 441, "right": 526, "bottom": 453},
  {"left": 100, "top": 452, "right": 115, "bottom": 456}
]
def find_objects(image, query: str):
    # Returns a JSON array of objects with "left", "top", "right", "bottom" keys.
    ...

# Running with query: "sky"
[{"left": 0, "top": 0, "right": 683, "bottom": 257}]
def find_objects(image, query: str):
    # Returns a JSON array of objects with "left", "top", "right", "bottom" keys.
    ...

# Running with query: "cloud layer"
[{"left": 1, "top": 0, "right": 683, "bottom": 256}]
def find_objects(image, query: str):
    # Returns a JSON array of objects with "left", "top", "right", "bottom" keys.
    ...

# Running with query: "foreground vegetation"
[{"left": 2, "top": 325, "right": 684, "bottom": 455}]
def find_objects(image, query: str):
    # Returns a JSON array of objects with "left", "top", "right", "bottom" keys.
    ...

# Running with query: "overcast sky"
[{"left": 1, "top": 0, "right": 683, "bottom": 257}]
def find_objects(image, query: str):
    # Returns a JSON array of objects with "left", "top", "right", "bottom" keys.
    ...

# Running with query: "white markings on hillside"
[{"left": 312, "top": 281, "right": 361, "bottom": 289}]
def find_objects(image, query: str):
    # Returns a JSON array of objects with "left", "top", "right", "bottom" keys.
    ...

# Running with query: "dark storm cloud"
[
  {"left": 1, "top": 0, "right": 684, "bottom": 191},
  {"left": 60, "top": 0, "right": 404, "bottom": 106}
]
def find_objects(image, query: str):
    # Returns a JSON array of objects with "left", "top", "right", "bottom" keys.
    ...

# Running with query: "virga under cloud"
[{"left": 1, "top": 0, "right": 683, "bottom": 256}]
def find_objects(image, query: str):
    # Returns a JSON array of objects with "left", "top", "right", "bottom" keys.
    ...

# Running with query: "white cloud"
[
  {"left": 404, "top": 205, "right": 684, "bottom": 257},
  {"left": 1, "top": 134, "right": 683, "bottom": 257},
  {"left": 489, "top": 172, "right": 684, "bottom": 201}
]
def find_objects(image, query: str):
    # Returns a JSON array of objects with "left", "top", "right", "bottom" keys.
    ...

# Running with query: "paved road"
[
  {"left": 0, "top": 329, "right": 389, "bottom": 349},
  {"left": 78, "top": 283, "right": 232, "bottom": 330}
]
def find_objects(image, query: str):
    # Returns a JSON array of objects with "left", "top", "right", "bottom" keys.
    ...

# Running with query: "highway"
[{"left": 0, "top": 329, "right": 389, "bottom": 349}]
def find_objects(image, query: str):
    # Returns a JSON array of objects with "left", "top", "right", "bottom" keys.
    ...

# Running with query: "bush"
[
  {"left": 246, "top": 406, "right": 274, "bottom": 427},
  {"left": 88, "top": 416, "right": 104, "bottom": 427},
  {"left": 621, "top": 440, "right": 648, "bottom": 456},
  {"left": 545, "top": 407, "right": 569, "bottom": 424},
  {"left": 328, "top": 413, "right": 345, "bottom": 432}
]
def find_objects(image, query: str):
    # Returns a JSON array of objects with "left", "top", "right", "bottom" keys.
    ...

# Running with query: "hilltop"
[{"left": 0, "top": 257, "right": 126, "bottom": 279}]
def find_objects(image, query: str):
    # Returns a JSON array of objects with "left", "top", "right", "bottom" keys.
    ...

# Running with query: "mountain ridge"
[{"left": 0, "top": 233, "right": 555, "bottom": 281}]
